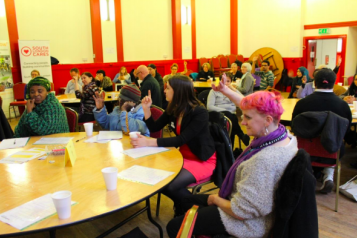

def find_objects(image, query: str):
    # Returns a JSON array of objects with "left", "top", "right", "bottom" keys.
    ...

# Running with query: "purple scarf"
[{"left": 219, "top": 124, "right": 288, "bottom": 199}]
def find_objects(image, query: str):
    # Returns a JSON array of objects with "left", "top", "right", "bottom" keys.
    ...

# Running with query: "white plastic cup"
[
  {"left": 338, "top": 82, "right": 343, "bottom": 86},
  {"left": 353, "top": 101, "right": 357, "bottom": 108},
  {"left": 52, "top": 191, "right": 72, "bottom": 219},
  {"left": 83, "top": 123, "right": 93, "bottom": 137},
  {"left": 129, "top": 131, "right": 141, "bottom": 138},
  {"left": 102, "top": 167, "right": 118, "bottom": 191}
]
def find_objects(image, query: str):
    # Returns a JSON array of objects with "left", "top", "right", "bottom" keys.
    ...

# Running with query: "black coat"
[
  {"left": 273, "top": 149, "right": 318, "bottom": 238},
  {"left": 0, "top": 107, "right": 13, "bottom": 141},
  {"left": 144, "top": 106, "right": 215, "bottom": 161},
  {"left": 292, "top": 111, "right": 349, "bottom": 153},
  {"left": 140, "top": 74, "right": 162, "bottom": 107},
  {"left": 197, "top": 70, "right": 215, "bottom": 81},
  {"left": 208, "top": 111, "right": 235, "bottom": 187}
]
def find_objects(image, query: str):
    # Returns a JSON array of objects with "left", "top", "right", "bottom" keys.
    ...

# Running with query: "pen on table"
[{"left": 76, "top": 137, "right": 86, "bottom": 142}]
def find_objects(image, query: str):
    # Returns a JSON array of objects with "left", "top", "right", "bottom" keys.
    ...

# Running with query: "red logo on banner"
[{"left": 21, "top": 46, "right": 32, "bottom": 57}]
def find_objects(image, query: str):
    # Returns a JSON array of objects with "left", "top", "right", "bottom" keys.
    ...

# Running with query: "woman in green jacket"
[{"left": 14, "top": 77, "right": 69, "bottom": 137}]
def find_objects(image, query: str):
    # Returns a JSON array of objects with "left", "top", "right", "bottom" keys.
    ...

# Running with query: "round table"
[
  {"left": 0, "top": 132, "right": 183, "bottom": 237},
  {"left": 56, "top": 92, "right": 120, "bottom": 104},
  {"left": 193, "top": 79, "right": 219, "bottom": 89}
]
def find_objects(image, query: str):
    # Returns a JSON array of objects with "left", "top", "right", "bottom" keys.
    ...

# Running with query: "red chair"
[
  {"left": 156, "top": 115, "right": 232, "bottom": 216},
  {"left": 237, "top": 54, "right": 244, "bottom": 62},
  {"left": 211, "top": 57, "right": 230, "bottom": 76},
  {"left": 219, "top": 56, "right": 230, "bottom": 70},
  {"left": 199, "top": 57, "right": 209, "bottom": 67},
  {"left": 227, "top": 54, "right": 237, "bottom": 66},
  {"left": 64, "top": 107, "right": 79, "bottom": 132},
  {"left": 297, "top": 136, "right": 341, "bottom": 212},
  {"left": 50, "top": 82, "right": 54, "bottom": 91},
  {"left": 112, "top": 83, "right": 116, "bottom": 91},
  {"left": 150, "top": 105, "right": 164, "bottom": 138},
  {"left": 9, "top": 83, "right": 27, "bottom": 121},
  {"left": 347, "top": 76, "right": 354, "bottom": 86}
]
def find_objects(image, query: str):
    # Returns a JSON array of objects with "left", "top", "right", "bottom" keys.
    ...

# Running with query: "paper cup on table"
[
  {"left": 353, "top": 101, "right": 357, "bottom": 109},
  {"left": 52, "top": 191, "right": 72, "bottom": 219},
  {"left": 83, "top": 123, "right": 93, "bottom": 137},
  {"left": 338, "top": 82, "right": 343, "bottom": 86},
  {"left": 102, "top": 167, "right": 118, "bottom": 191},
  {"left": 129, "top": 131, "right": 141, "bottom": 138}
]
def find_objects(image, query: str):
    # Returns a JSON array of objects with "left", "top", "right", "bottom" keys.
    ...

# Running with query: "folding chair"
[
  {"left": 9, "top": 83, "right": 27, "bottom": 121},
  {"left": 64, "top": 107, "right": 79, "bottom": 132}
]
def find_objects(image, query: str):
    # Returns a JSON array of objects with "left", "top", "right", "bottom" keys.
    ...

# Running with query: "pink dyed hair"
[{"left": 240, "top": 91, "right": 284, "bottom": 122}]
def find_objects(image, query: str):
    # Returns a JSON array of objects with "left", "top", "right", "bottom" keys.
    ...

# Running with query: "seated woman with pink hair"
[{"left": 167, "top": 74, "right": 298, "bottom": 238}]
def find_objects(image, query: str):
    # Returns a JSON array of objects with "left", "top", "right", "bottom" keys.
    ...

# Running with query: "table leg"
[
  {"left": 49, "top": 229, "right": 56, "bottom": 238},
  {"left": 146, "top": 198, "right": 163, "bottom": 238}
]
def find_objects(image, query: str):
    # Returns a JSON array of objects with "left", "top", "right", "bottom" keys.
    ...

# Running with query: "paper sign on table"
[
  {"left": 122, "top": 147, "right": 169, "bottom": 159},
  {"left": 117, "top": 165, "right": 174, "bottom": 185},
  {"left": 64, "top": 140, "right": 77, "bottom": 167},
  {"left": 0, "top": 148, "right": 46, "bottom": 164},
  {"left": 84, "top": 135, "right": 110, "bottom": 143},
  {"left": 0, "top": 194, "right": 77, "bottom": 231},
  {"left": 98, "top": 131, "right": 122, "bottom": 141},
  {"left": 33, "top": 137, "right": 74, "bottom": 145},
  {"left": 0, "top": 138, "right": 30, "bottom": 150}
]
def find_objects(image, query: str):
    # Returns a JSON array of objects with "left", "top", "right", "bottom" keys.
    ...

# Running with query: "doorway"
[{"left": 303, "top": 35, "right": 346, "bottom": 84}]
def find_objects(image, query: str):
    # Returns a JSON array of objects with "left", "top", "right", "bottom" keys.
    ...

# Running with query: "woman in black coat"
[{"left": 130, "top": 75, "right": 216, "bottom": 208}]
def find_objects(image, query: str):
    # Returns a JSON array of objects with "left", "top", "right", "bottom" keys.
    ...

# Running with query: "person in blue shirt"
[{"left": 92, "top": 84, "right": 149, "bottom": 136}]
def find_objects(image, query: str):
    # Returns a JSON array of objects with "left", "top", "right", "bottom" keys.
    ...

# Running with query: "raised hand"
[
  {"left": 93, "top": 91, "right": 105, "bottom": 110},
  {"left": 141, "top": 90, "right": 152, "bottom": 110},
  {"left": 302, "top": 75, "right": 307, "bottom": 84},
  {"left": 212, "top": 73, "right": 229, "bottom": 94},
  {"left": 252, "top": 55, "right": 258, "bottom": 62},
  {"left": 26, "top": 99, "right": 36, "bottom": 113}
]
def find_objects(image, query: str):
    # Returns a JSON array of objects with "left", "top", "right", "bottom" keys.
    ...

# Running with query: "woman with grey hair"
[{"left": 232, "top": 62, "right": 254, "bottom": 96}]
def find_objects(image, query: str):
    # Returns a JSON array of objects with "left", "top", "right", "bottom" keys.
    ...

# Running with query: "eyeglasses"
[{"left": 261, "top": 64, "right": 269, "bottom": 67}]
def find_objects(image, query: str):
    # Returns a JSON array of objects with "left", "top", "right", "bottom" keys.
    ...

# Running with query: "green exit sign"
[{"left": 318, "top": 28, "right": 330, "bottom": 34}]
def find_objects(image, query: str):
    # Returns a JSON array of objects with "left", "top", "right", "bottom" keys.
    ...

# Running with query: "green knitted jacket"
[{"left": 14, "top": 93, "right": 69, "bottom": 137}]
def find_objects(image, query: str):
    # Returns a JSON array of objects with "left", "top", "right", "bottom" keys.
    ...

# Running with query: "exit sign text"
[{"left": 318, "top": 28, "right": 331, "bottom": 34}]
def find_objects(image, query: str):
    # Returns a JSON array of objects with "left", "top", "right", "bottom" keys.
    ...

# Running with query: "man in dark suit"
[{"left": 136, "top": 65, "right": 162, "bottom": 107}]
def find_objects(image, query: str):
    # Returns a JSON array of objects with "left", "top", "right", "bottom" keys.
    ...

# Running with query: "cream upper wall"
[
  {"left": 121, "top": 0, "right": 173, "bottom": 61},
  {"left": 238, "top": 0, "right": 303, "bottom": 58},
  {"left": 181, "top": 0, "right": 192, "bottom": 60},
  {"left": 101, "top": 21, "right": 118, "bottom": 63},
  {"left": 304, "top": 0, "right": 357, "bottom": 25},
  {"left": 196, "top": 0, "right": 230, "bottom": 58},
  {"left": 14, "top": 0, "right": 93, "bottom": 64}
]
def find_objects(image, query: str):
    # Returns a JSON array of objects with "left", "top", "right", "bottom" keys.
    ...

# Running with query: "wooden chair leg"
[
  {"left": 335, "top": 160, "right": 341, "bottom": 212},
  {"left": 156, "top": 193, "right": 161, "bottom": 217}
]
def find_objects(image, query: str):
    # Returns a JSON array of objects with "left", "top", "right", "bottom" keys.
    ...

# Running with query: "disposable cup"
[
  {"left": 353, "top": 101, "right": 357, "bottom": 109},
  {"left": 129, "top": 131, "right": 141, "bottom": 138},
  {"left": 83, "top": 123, "right": 93, "bottom": 137},
  {"left": 338, "top": 82, "right": 343, "bottom": 86},
  {"left": 52, "top": 191, "right": 72, "bottom": 219},
  {"left": 102, "top": 167, "right": 118, "bottom": 191}
]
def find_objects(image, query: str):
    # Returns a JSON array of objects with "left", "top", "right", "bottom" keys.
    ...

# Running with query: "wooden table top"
[
  {"left": 0, "top": 132, "right": 183, "bottom": 236},
  {"left": 193, "top": 79, "right": 219, "bottom": 88},
  {"left": 56, "top": 92, "right": 120, "bottom": 103},
  {"left": 280, "top": 98, "right": 357, "bottom": 124}
]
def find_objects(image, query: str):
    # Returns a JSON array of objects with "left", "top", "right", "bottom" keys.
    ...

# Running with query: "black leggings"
[
  {"left": 222, "top": 111, "right": 244, "bottom": 146},
  {"left": 161, "top": 169, "right": 196, "bottom": 206},
  {"left": 166, "top": 194, "right": 228, "bottom": 238}
]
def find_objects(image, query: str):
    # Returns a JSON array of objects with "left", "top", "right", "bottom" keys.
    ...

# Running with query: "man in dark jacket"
[
  {"left": 148, "top": 64, "right": 166, "bottom": 108},
  {"left": 137, "top": 65, "right": 162, "bottom": 107},
  {"left": 292, "top": 68, "right": 352, "bottom": 194}
]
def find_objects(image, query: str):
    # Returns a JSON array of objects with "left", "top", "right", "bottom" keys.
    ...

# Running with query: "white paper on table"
[
  {"left": 33, "top": 137, "right": 74, "bottom": 145},
  {"left": 98, "top": 131, "right": 122, "bottom": 141},
  {"left": 84, "top": 135, "right": 110, "bottom": 143},
  {"left": 117, "top": 165, "right": 174, "bottom": 186},
  {"left": 122, "top": 147, "right": 169, "bottom": 159},
  {"left": 59, "top": 98, "right": 78, "bottom": 103},
  {"left": 0, "top": 138, "right": 30, "bottom": 150},
  {"left": 0, "top": 194, "right": 76, "bottom": 231},
  {"left": 0, "top": 148, "right": 46, "bottom": 164}
]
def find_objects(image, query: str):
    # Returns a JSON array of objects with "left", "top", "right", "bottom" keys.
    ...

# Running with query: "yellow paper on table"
[{"left": 64, "top": 140, "right": 77, "bottom": 167}]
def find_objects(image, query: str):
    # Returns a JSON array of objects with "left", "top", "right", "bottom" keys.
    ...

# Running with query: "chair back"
[
  {"left": 227, "top": 54, "right": 237, "bottom": 65},
  {"left": 199, "top": 57, "right": 209, "bottom": 66},
  {"left": 297, "top": 136, "right": 338, "bottom": 160},
  {"left": 64, "top": 107, "right": 79, "bottom": 132},
  {"left": 184, "top": 69, "right": 193, "bottom": 76},
  {"left": 223, "top": 116, "right": 232, "bottom": 137},
  {"left": 112, "top": 83, "right": 116, "bottom": 91},
  {"left": 189, "top": 72, "right": 198, "bottom": 81},
  {"left": 50, "top": 82, "right": 54, "bottom": 91},
  {"left": 13, "top": 83, "right": 27, "bottom": 101},
  {"left": 237, "top": 54, "right": 244, "bottom": 62},
  {"left": 150, "top": 105, "right": 164, "bottom": 138},
  {"left": 219, "top": 56, "right": 229, "bottom": 68},
  {"left": 197, "top": 89, "right": 211, "bottom": 106},
  {"left": 211, "top": 57, "right": 221, "bottom": 70}
]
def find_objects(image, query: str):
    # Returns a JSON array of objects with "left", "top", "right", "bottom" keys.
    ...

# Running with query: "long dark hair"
[
  {"left": 348, "top": 74, "right": 357, "bottom": 96},
  {"left": 166, "top": 75, "right": 202, "bottom": 117}
]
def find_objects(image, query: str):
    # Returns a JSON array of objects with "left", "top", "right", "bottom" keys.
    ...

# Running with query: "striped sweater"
[
  {"left": 75, "top": 81, "right": 100, "bottom": 116},
  {"left": 254, "top": 70, "right": 275, "bottom": 90}
]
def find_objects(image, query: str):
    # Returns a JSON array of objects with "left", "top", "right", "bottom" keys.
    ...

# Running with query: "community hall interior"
[{"left": 1, "top": 0, "right": 357, "bottom": 237}]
